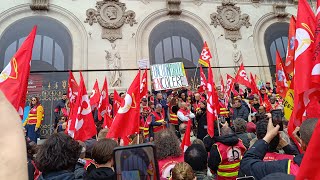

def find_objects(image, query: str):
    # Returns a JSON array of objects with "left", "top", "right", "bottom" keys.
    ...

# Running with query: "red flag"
[
  {"left": 275, "top": 51, "right": 289, "bottom": 98},
  {"left": 198, "top": 41, "right": 212, "bottom": 67},
  {"left": 220, "top": 75, "right": 225, "bottom": 93},
  {"left": 113, "top": 89, "right": 121, "bottom": 117},
  {"left": 107, "top": 71, "right": 141, "bottom": 138},
  {"left": 250, "top": 73, "right": 260, "bottom": 96},
  {"left": 140, "top": 69, "right": 148, "bottom": 98},
  {"left": 181, "top": 119, "right": 191, "bottom": 152},
  {"left": 296, "top": 118, "right": 320, "bottom": 180},
  {"left": 0, "top": 26, "right": 37, "bottom": 117},
  {"left": 89, "top": 79, "right": 100, "bottom": 108},
  {"left": 285, "top": 16, "right": 296, "bottom": 79},
  {"left": 206, "top": 64, "right": 219, "bottom": 137},
  {"left": 101, "top": 77, "right": 112, "bottom": 128},
  {"left": 235, "top": 63, "right": 251, "bottom": 88},
  {"left": 312, "top": 0, "right": 320, "bottom": 84},
  {"left": 69, "top": 72, "right": 97, "bottom": 141},
  {"left": 198, "top": 66, "right": 207, "bottom": 93},
  {"left": 98, "top": 78, "right": 108, "bottom": 121},
  {"left": 225, "top": 74, "right": 235, "bottom": 98},
  {"left": 68, "top": 71, "right": 79, "bottom": 105}
]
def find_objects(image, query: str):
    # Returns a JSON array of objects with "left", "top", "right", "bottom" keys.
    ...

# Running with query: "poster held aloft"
[{"left": 151, "top": 62, "right": 188, "bottom": 91}]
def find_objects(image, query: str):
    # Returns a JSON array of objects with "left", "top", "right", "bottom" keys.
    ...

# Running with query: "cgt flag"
[
  {"left": 276, "top": 51, "right": 289, "bottom": 98},
  {"left": 198, "top": 66, "right": 207, "bottom": 93},
  {"left": 89, "top": 79, "right": 100, "bottom": 109},
  {"left": 285, "top": 16, "right": 296, "bottom": 80},
  {"left": 198, "top": 41, "right": 212, "bottom": 67},
  {"left": 235, "top": 63, "right": 251, "bottom": 88},
  {"left": 0, "top": 26, "right": 37, "bottom": 117}
]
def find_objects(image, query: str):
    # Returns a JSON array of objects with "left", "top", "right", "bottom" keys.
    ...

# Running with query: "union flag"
[{"left": 198, "top": 42, "right": 212, "bottom": 67}]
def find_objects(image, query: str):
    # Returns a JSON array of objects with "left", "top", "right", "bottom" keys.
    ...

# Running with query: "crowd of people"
[{"left": 18, "top": 81, "right": 314, "bottom": 179}]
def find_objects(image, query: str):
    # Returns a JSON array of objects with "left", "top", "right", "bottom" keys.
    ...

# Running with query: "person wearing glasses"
[
  {"left": 23, "top": 97, "right": 44, "bottom": 143},
  {"left": 55, "top": 116, "right": 67, "bottom": 133}
]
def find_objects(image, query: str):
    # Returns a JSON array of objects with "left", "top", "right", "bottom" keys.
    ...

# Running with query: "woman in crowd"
[
  {"left": 85, "top": 139, "right": 118, "bottom": 180},
  {"left": 195, "top": 101, "right": 208, "bottom": 141},
  {"left": 171, "top": 162, "right": 196, "bottom": 180},
  {"left": 35, "top": 133, "right": 82, "bottom": 179},
  {"left": 23, "top": 96, "right": 44, "bottom": 143},
  {"left": 154, "top": 129, "right": 184, "bottom": 179}
]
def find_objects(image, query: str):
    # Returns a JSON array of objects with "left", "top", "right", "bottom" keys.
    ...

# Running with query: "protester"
[
  {"left": 149, "top": 104, "right": 167, "bottom": 138},
  {"left": 185, "top": 144, "right": 214, "bottom": 180},
  {"left": 154, "top": 129, "right": 183, "bottom": 179},
  {"left": 232, "top": 98, "right": 249, "bottom": 121},
  {"left": 35, "top": 133, "right": 82, "bottom": 179},
  {"left": 26, "top": 138, "right": 37, "bottom": 180},
  {"left": 208, "top": 122, "right": 246, "bottom": 179},
  {"left": 85, "top": 139, "right": 118, "bottom": 180},
  {"left": 23, "top": 96, "right": 44, "bottom": 143},
  {"left": 233, "top": 118, "right": 256, "bottom": 149},
  {"left": 177, "top": 102, "right": 195, "bottom": 124},
  {"left": 171, "top": 162, "right": 196, "bottom": 180},
  {"left": 54, "top": 93, "right": 67, "bottom": 128},
  {"left": 195, "top": 101, "right": 208, "bottom": 140},
  {"left": 239, "top": 118, "right": 318, "bottom": 179},
  {"left": 74, "top": 141, "right": 86, "bottom": 180},
  {"left": 55, "top": 115, "right": 67, "bottom": 133}
]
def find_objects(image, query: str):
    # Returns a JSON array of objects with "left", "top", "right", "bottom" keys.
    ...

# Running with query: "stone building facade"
[{"left": 0, "top": 0, "right": 311, "bottom": 135}]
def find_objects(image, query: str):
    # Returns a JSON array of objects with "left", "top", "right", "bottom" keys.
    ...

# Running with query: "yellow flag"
[{"left": 283, "top": 88, "right": 294, "bottom": 121}]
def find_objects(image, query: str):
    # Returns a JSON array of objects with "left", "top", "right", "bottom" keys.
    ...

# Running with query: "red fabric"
[
  {"left": 262, "top": 94, "right": 272, "bottom": 112},
  {"left": 69, "top": 72, "right": 97, "bottom": 141},
  {"left": 263, "top": 152, "right": 294, "bottom": 161},
  {"left": 89, "top": 79, "right": 100, "bottom": 108},
  {"left": 68, "top": 71, "right": 79, "bottom": 105},
  {"left": 250, "top": 73, "right": 260, "bottom": 96},
  {"left": 98, "top": 78, "right": 108, "bottom": 121},
  {"left": 198, "top": 66, "right": 207, "bottom": 93},
  {"left": 285, "top": 16, "right": 296, "bottom": 79},
  {"left": 107, "top": 71, "right": 141, "bottom": 138},
  {"left": 225, "top": 74, "right": 235, "bottom": 98},
  {"left": 206, "top": 63, "right": 219, "bottom": 137},
  {"left": 158, "top": 156, "right": 184, "bottom": 180},
  {"left": 0, "top": 26, "right": 37, "bottom": 117},
  {"left": 275, "top": 51, "right": 289, "bottom": 98},
  {"left": 198, "top": 41, "right": 212, "bottom": 67},
  {"left": 140, "top": 69, "right": 148, "bottom": 98},
  {"left": 220, "top": 75, "right": 225, "bottom": 94},
  {"left": 102, "top": 77, "right": 113, "bottom": 128},
  {"left": 235, "top": 63, "right": 251, "bottom": 88},
  {"left": 151, "top": 111, "right": 165, "bottom": 132},
  {"left": 296, "top": 118, "right": 320, "bottom": 180},
  {"left": 113, "top": 89, "right": 121, "bottom": 118},
  {"left": 312, "top": 0, "right": 320, "bottom": 84},
  {"left": 180, "top": 120, "right": 191, "bottom": 152}
]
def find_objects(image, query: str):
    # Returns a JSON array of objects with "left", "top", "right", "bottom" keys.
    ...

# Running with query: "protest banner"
[{"left": 151, "top": 62, "right": 188, "bottom": 91}]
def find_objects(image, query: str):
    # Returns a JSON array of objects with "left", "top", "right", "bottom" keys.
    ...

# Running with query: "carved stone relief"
[
  {"left": 167, "top": 0, "right": 182, "bottom": 15},
  {"left": 232, "top": 43, "right": 243, "bottom": 73},
  {"left": 273, "top": 3, "right": 288, "bottom": 18},
  {"left": 30, "top": 0, "right": 49, "bottom": 11},
  {"left": 85, "top": 0, "right": 137, "bottom": 42},
  {"left": 105, "top": 43, "right": 122, "bottom": 87},
  {"left": 194, "top": 0, "right": 203, "bottom": 6},
  {"left": 210, "top": 0, "right": 252, "bottom": 42}
]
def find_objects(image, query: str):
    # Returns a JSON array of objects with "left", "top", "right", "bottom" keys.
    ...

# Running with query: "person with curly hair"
[
  {"left": 154, "top": 129, "right": 183, "bottom": 179},
  {"left": 171, "top": 162, "right": 196, "bottom": 180},
  {"left": 35, "top": 133, "right": 82, "bottom": 180}
]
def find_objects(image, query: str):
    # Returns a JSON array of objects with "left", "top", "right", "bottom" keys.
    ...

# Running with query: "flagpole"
[
  {"left": 193, "top": 63, "right": 199, "bottom": 90},
  {"left": 137, "top": 133, "right": 140, "bottom": 144}
]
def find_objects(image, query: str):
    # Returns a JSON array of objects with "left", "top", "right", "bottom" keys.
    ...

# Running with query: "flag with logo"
[
  {"left": 235, "top": 63, "right": 252, "bottom": 88},
  {"left": 89, "top": 79, "right": 100, "bottom": 109},
  {"left": 198, "top": 66, "right": 207, "bottom": 93},
  {"left": 101, "top": 77, "right": 113, "bottom": 128},
  {"left": 113, "top": 89, "right": 122, "bottom": 118},
  {"left": 0, "top": 26, "right": 37, "bottom": 117},
  {"left": 98, "top": 78, "right": 108, "bottom": 121},
  {"left": 181, "top": 119, "right": 191, "bottom": 152},
  {"left": 140, "top": 69, "right": 148, "bottom": 98},
  {"left": 225, "top": 74, "right": 235, "bottom": 98},
  {"left": 275, "top": 51, "right": 289, "bottom": 98},
  {"left": 285, "top": 16, "right": 296, "bottom": 80},
  {"left": 198, "top": 41, "right": 212, "bottom": 67}
]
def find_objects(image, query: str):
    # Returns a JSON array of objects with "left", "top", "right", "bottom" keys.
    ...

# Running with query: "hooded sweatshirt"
[{"left": 85, "top": 167, "right": 116, "bottom": 180}]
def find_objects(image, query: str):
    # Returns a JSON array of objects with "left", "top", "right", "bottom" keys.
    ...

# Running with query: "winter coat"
[
  {"left": 232, "top": 105, "right": 249, "bottom": 121},
  {"left": 38, "top": 170, "right": 75, "bottom": 180}
]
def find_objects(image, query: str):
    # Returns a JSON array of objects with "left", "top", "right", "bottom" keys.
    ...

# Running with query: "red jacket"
[{"left": 158, "top": 155, "right": 184, "bottom": 180}]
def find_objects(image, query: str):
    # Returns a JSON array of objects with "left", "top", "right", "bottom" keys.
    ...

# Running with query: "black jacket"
[
  {"left": 38, "top": 170, "right": 75, "bottom": 180},
  {"left": 208, "top": 134, "right": 241, "bottom": 173},
  {"left": 85, "top": 167, "right": 116, "bottom": 180},
  {"left": 236, "top": 132, "right": 256, "bottom": 149},
  {"left": 196, "top": 108, "right": 207, "bottom": 141},
  {"left": 239, "top": 139, "right": 303, "bottom": 179},
  {"left": 232, "top": 105, "right": 249, "bottom": 121}
]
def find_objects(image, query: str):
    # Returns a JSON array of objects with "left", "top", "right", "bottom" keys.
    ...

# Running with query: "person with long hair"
[
  {"left": 154, "top": 129, "right": 183, "bottom": 179},
  {"left": 23, "top": 96, "right": 44, "bottom": 143}
]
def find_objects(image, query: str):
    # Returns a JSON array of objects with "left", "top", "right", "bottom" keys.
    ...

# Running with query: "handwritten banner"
[{"left": 151, "top": 62, "right": 188, "bottom": 91}]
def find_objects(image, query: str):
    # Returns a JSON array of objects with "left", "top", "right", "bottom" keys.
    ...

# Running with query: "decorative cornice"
[{"left": 30, "top": 0, "right": 49, "bottom": 11}]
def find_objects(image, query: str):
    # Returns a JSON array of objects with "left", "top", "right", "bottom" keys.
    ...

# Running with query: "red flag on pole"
[
  {"left": 206, "top": 64, "right": 219, "bottom": 137},
  {"left": 225, "top": 74, "right": 235, "bottom": 98},
  {"left": 140, "top": 69, "right": 148, "bottom": 98},
  {"left": 102, "top": 77, "right": 112, "bottom": 128},
  {"left": 220, "top": 75, "right": 225, "bottom": 94},
  {"left": 107, "top": 71, "right": 141, "bottom": 138},
  {"left": 198, "top": 42, "right": 212, "bottom": 67},
  {"left": 285, "top": 16, "right": 296, "bottom": 79},
  {"left": 250, "top": 73, "right": 260, "bottom": 96},
  {"left": 68, "top": 71, "right": 79, "bottom": 105},
  {"left": 113, "top": 89, "right": 121, "bottom": 118},
  {"left": 69, "top": 72, "right": 97, "bottom": 141},
  {"left": 275, "top": 51, "right": 289, "bottom": 98},
  {"left": 181, "top": 119, "right": 191, "bottom": 152},
  {"left": 312, "top": 0, "right": 320, "bottom": 84},
  {"left": 0, "top": 26, "right": 37, "bottom": 117},
  {"left": 98, "top": 78, "right": 108, "bottom": 121},
  {"left": 198, "top": 66, "right": 207, "bottom": 93},
  {"left": 89, "top": 79, "right": 100, "bottom": 109},
  {"left": 235, "top": 63, "right": 251, "bottom": 88}
]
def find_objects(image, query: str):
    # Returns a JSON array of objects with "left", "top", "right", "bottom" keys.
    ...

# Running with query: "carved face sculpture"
[
  {"left": 225, "top": 10, "right": 236, "bottom": 23},
  {"left": 106, "top": 6, "right": 117, "bottom": 20}
]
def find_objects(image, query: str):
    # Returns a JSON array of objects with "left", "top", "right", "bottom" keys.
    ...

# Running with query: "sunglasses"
[{"left": 31, "top": 99, "right": 37, "bottom": 101}]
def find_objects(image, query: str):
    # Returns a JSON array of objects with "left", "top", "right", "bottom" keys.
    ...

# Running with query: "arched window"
[
  {"left": 149, "top": 20, "right": 203, "bottom": 86},
  {"left": 0, "top": 16, "right": 73, "bottom": 137},
  {"left": 264, "top": 22, "right": 289, "bottom": 80}
]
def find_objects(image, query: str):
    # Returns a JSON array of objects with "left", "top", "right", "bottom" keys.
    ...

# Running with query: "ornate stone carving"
[
  {"left": 232, "top": 43, "right": 243, "bottom": 73},
  {"left": 273, "top": 3, "right": 288, "bottom": 18},
  {"left": 210, "top": 0, "right": 252, "bottom": 42},
  {"left": 251, "top": 0, "right": 260, "bottom": 3},
  {"left": 84, "top": 0, "right": 137, "bottom": 42},
  {"left": 105, "top": 43, "right": 122, "bottom": 87},
  {"left": 194, "top": 0, "right": 203, "bottom": 6},
  {"left": 167, "top": 0, "right": 182, "bottom": 15},
  {"left": 30, "top": 0, "right": 49, "bottom": 11}
]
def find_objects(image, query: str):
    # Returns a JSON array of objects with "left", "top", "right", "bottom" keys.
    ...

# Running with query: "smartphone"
[
  {"left": 271, "top": 109, "right": 284, "bottom": 131},
  {"left": 113, "top": 143, "right": 160, "bottom": 180},
  {"left": 236, "top": 176, "right": 255, "bottom": 180}
]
